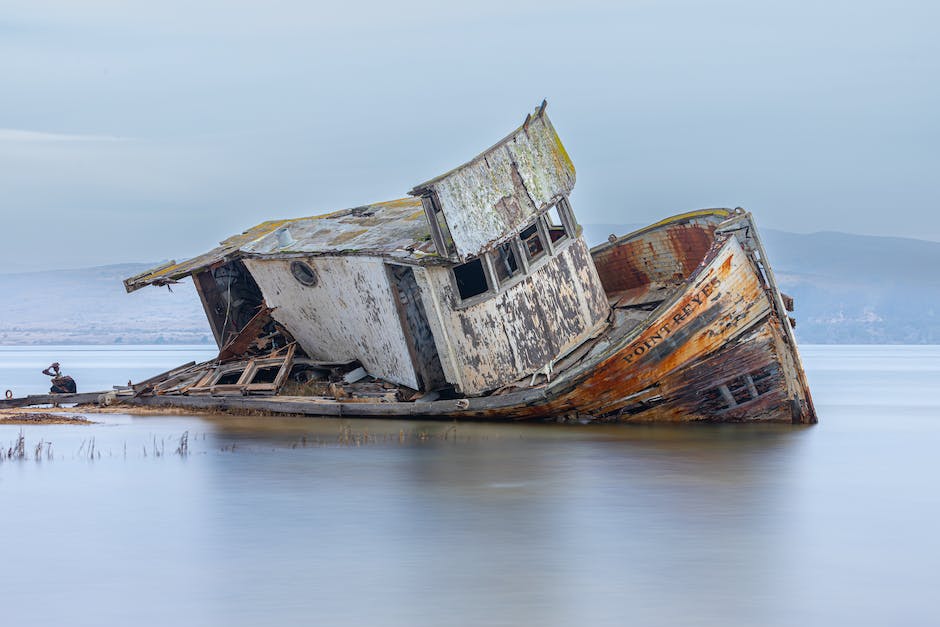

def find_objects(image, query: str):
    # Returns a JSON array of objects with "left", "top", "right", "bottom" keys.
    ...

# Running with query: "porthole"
[{"left": 290, "top": 261, "right": 318, "bottom": 286}]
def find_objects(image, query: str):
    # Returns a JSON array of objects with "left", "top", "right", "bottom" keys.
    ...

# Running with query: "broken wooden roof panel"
[
  {"left": 123, "top": 219, "right": 293, "bottom": 292},
  {"left": 409, "top": 105, "right": 576, "bottom": 258},
  {"left": 240, "top": 198, "right": 435, "bottom": 258},
  {"left": 124, "top": 198, "right": 437, "bottom": 292}
]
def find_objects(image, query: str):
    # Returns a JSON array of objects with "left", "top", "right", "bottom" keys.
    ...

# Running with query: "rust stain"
[
  {"left": 475, "top": 233, "right": 810, "bottom": 423},
  {"left": 721, "top": 255, "right": 733, "bottom": 275},
  {"left": 591, "top": 216, "right": 721, "bottom": 297}
]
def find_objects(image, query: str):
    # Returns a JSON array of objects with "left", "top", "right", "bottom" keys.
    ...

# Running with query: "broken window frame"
[
  {"left": 556, "top": 196, "right": 578, "bottom": 235},
  {"left": 448, "top": 195, "right": 580, "bottom": 304},
  {"left": 187, "top": 344, "right": 296, "bottom": 396},
  {"left": 239, "top": 354, "right": 295, "bottom": 393},
  {"left": 490, "top": 240, "right": 523, "bottom": 286},
  {"left": 543, "top": 202, "right": 571, "bottom": 247},
  {"left": 519, "top": 221, "right": 548, "bottom": 263},
  {"left": 210, "top": 365, "right": 246, "bottom": 386},
  {"left": 451, "top": 256, "right": 493, "bottom": 304},
  {"left": 421, "top": 193, "right": 457, "bottom": 258}
]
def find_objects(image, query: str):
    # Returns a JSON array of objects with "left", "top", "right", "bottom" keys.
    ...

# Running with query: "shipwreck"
[{"left": 111, "top": 102, "right": 816, "bottom": 423}]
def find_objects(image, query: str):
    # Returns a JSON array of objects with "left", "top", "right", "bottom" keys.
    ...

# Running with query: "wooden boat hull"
[
  {"left": 6, "top": 211, "right": 815, "bottom": 424},
  {"left": 532, "top": 220, "right": 816, "bottom": 423},
  {"left": 113, "top": 211, "right": 815, "bottom": 424}
]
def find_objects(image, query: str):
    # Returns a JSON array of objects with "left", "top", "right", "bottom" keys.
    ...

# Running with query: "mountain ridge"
[{"left": 2, "top": 227, "right": 937, "bottom": 345}]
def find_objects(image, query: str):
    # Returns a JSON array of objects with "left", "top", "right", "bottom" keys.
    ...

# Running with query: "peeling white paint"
[
  {"left": 413, "top": 113, "right": 575, "bottom": 258},
  {"left": 412, "top": 267, "right": 464, "bottom": 391},
  {"left": 244, "top": 256, "right": 420, "bottom": 389},
  {"left": 420, "top": 238, "right": 608, "bottom": 395}
]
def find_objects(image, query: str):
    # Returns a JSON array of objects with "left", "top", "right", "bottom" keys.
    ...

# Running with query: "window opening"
[
  {"left": 291, "top": 261, "right": 318, "bottom": 286},
  {"left": 453, "top": 258, "right": 489, "bottom": 300},
  {"left": 493, "top": 241, "right": 521, "bottom": 284},
  {"left": 215, "top": 369, "right": 244, "bottom": 385},
  {"left": 520, "top": 222, "right": 546, "bottom": 262},
  {"left": 545, "top": 204, "right": 569, "bottom": 244},
  {"left": 250, "top": 366, "right": 281, "bottom": 384}
]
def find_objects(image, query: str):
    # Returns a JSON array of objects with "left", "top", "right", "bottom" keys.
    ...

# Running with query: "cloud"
[{"left": 0, "top": 128, "right": 128, "bottom": 142}]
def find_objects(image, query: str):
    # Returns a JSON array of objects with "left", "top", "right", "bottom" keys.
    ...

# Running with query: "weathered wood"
[
  {"left": 192, "top": 270, "right": 225, "bottom": 347},
  {"left": 132, "top": 361, "right": 197, "bottom": 392},
  {"left": 243, "top": 255, "right": 422, "bottom": 390},
  {"left": 409, "top": 109, "right": 575, "bottom": 258},
  {"left": 0, "top": 392, "right": 107, "bottom": 409},
  {"left": 217, "top": 306, "right": 274, "bottom": 362},
  {"left": 121, "top": 393, "right": 485, "bottom": 419}
]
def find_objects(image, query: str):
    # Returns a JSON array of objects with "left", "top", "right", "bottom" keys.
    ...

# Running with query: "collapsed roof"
[{"left": 124, "top": 198, "right": 434, "bottom": 293}]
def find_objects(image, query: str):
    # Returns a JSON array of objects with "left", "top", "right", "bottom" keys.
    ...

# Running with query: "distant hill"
[
  {"left": 1, "top": 226, "right": 938, "bottom": 345},
  {"left": 760, "top": 230, "right": 940, "bottom": 343},
  {"left": 0, "top": 263, "right": 211, "bottom": 345}
]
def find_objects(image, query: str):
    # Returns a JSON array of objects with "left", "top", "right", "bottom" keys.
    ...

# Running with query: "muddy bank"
[{"left": 0, "top": 411, "right": 96, "bottom": 425}]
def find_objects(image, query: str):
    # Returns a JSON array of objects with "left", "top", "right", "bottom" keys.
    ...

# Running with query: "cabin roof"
[
  {"left": 124, "top": 197, "right": 434, "bottom": 292},
  {"left": 408, "top": 102, "right": 576, "bottom": 259},
  {"left": 408, "top": 101, "right": 572, "bottom": 196},
  {"left": 241, "top": 197, "right": 433, "bottom": 257}
]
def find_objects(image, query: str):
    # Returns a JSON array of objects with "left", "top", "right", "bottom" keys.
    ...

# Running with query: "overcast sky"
[{"left": 2, "top": 0, "right": 937, "bottom": 271}]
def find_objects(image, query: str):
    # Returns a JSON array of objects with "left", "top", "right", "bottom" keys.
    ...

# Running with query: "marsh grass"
[
  {"left": 3, "top": 421, "right": 465, "bottom": 461},
  {"left": 175, "top": 431, "right": 189, "bottom": 456},
  {"left": 3, "top": 430, "right": 26, "bottom": 460}
]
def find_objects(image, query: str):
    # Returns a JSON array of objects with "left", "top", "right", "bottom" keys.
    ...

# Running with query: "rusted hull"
[{"left": 543, "top": 229, "right": 816, "bottom": 423}]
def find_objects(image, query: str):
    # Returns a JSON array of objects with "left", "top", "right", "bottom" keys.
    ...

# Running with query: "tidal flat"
[{"left": 1, "top": 345, "right": 938, "bottom": 626}]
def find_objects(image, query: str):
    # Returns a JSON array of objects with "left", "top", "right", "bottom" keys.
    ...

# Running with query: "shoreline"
[{"left": 0, "top": 404, "right": 222, "bottom": 419}]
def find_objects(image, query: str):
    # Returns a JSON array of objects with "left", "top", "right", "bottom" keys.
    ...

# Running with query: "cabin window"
[
  {"left": 453, "top": 257, "right": 490, "bottom": 300},
  {"left": 290, "top": 261, "right": 318, "bottom": 286},
  {"left": 520, "top": 222, "right": 546, "bottom": 262},
  {"left": 492, "top": 241, "right": 521, "bottom": 284},
  {"left": 544, "top": 204, "right": 569, "bottom": 244}
]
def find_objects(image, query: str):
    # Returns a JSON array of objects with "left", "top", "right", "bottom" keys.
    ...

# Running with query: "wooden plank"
[
  {"left": 208, "top": 384, "right": 248, "bottom": 396},
  {"left": 217, "top": 306, "right": 274, "bottom": 362},
  {"left": 119, "top": 393, "right": 491, "bottom": 419},
  {"left": 192, "top": 270, "right": 225, "bottom": 347},
  {"left": 271, "top": 343, "right": 296, "bottom": 391},
  {"left": 0, "top": 392, "right": 107, "bottom": 409},
  {"left": 132, "top": 361, "right": 197, "bottom": 391}
]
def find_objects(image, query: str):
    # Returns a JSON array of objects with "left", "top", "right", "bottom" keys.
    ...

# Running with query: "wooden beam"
[{"left": 0, "top": 392, "right": 107, "bottom": 409}]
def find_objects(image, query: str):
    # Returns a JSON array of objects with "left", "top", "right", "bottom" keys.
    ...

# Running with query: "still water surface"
[{"left": 1, "top": 345, "right": 938, "bottom": 626}]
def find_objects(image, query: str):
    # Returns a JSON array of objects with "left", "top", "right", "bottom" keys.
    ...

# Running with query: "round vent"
[{"left": 290, "top": 261, "right": 318, "bottom": 286}]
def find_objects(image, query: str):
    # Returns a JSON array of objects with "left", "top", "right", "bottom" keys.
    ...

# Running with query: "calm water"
[{"left": 1, "top": 345, "right": 938, "bottom": 626}]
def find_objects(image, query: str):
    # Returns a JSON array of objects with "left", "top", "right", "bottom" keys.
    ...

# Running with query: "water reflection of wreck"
[{"left": 123, "top": 103, "right": 816, "bottom": 423}]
